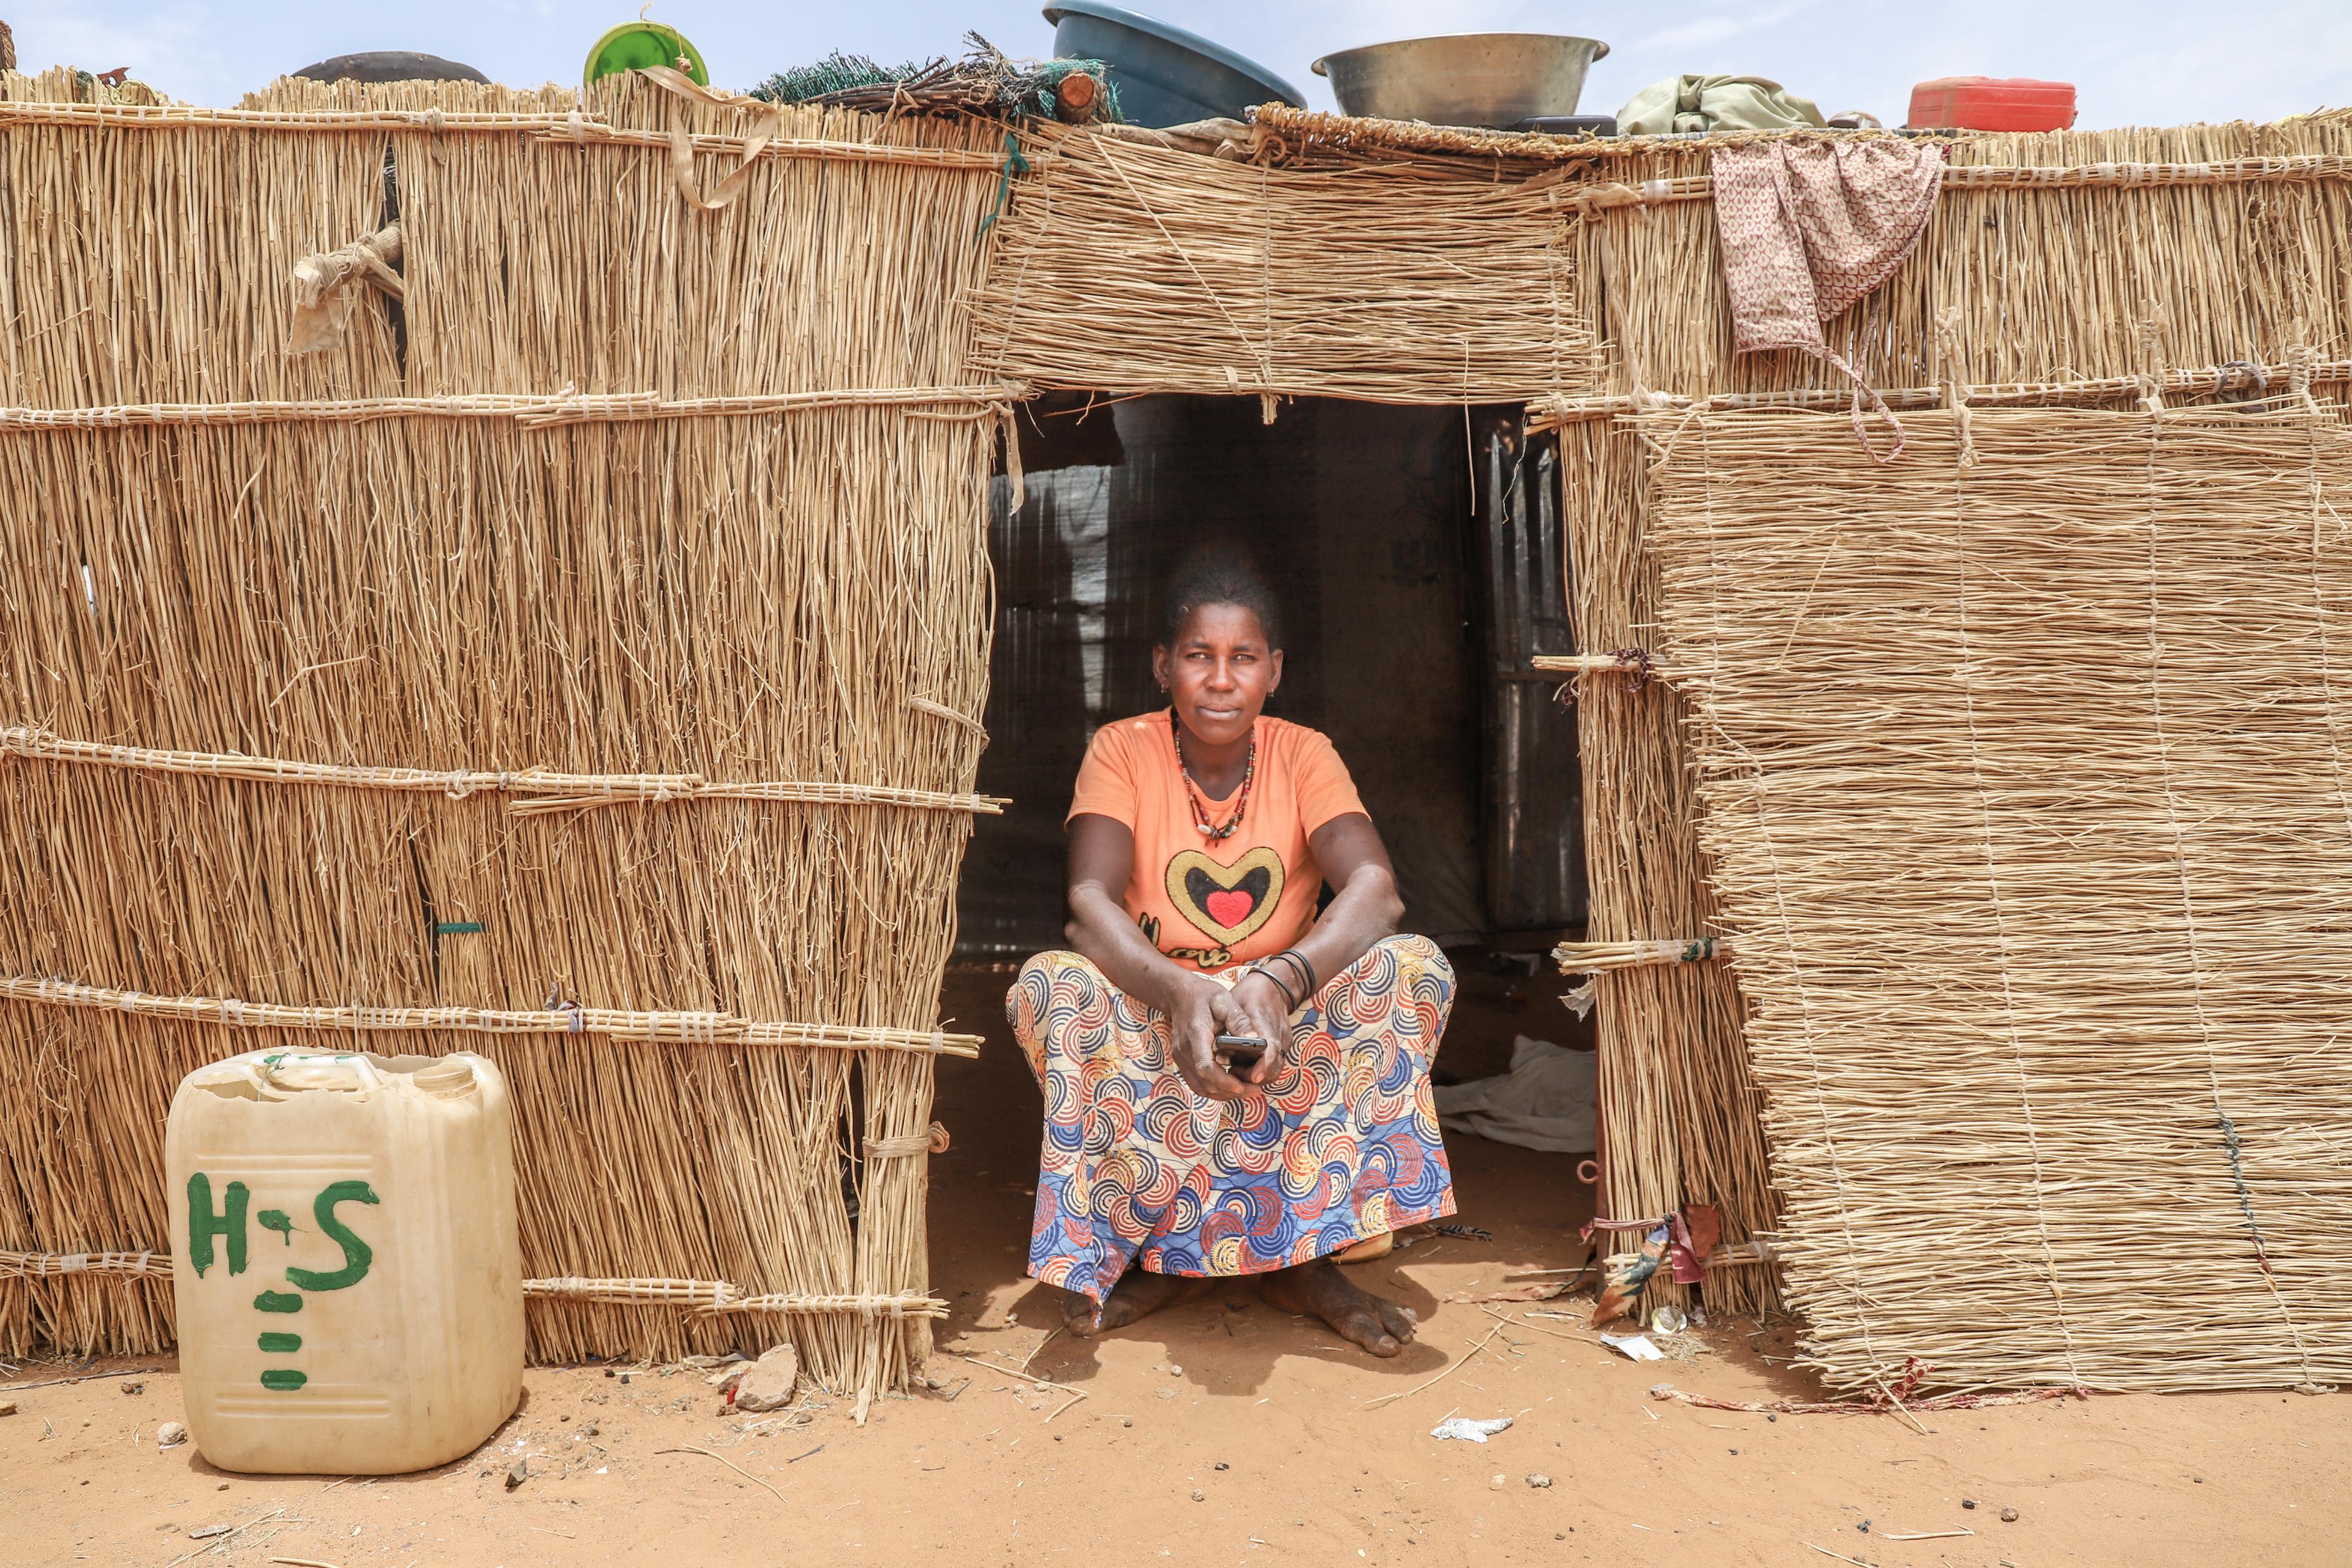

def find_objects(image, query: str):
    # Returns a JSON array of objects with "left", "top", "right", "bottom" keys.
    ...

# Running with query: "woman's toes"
[
  {"left": 1349, "top": 1311, "right": 1405, "bottom": 1358},
  {"left": 1377, "top": 1300, "right": 1419, "bottom": 1344},
  {"left": 1063, "top": 1295, "right": 1106, "bottom": 1335}
]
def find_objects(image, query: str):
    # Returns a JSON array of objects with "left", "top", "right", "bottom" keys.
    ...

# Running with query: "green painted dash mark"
[
  {"left": 254, "top": 1290, "right": 303, "bottom": 1313},
  {"left": 260, "top": 1369, "right": 308, "bottom": 1392},
  {"left": 257, "top": 1332, "right": 301, "bottom": 1352},
  {"left": 434, "top": 921, "right": 485, "bottom": 935}
]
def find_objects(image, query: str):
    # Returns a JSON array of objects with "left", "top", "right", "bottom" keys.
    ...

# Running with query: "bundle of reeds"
[
  {"left": 1643, "top": 404, "right": 2352, "bottom": 1392},
  {"left": 0, "top": 72, "right": 1008, "bottom": 1400},
  {"left": 1553, "top": 414, "right": 1781, "bottom": 1317},
  {"left": 967, "top": 123, "right": 1602, "bottom": 405}
]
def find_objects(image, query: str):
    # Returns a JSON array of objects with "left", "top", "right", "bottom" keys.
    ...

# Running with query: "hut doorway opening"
[{"left": 927, "top": 393, "right": 1600, "bottom": 1323}]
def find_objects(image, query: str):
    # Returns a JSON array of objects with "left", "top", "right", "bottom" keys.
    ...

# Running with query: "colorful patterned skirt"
[{"left": 1007, "top": 934, "right": 1457, "bottom": 1306}]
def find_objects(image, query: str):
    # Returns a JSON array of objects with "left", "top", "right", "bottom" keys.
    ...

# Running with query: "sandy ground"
[{"left": 9, "top": 959, "right": 2347, "bottom": 1567}]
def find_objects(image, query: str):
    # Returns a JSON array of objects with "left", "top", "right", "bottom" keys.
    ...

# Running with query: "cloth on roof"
[
  {"left": 1009, "top": 935, "right": 1456, "bottom": 1305},
  {"left": 1711, "top": 138, "right": 1945, "bottom": 458},
  {"left": 1618, "top": 75, "right": 1826, "bottom": 137}
]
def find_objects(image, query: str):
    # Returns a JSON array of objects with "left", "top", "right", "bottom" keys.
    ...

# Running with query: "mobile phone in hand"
[{"left": 1215, "top": 1033, "right": 1266, "bottom": 1070}]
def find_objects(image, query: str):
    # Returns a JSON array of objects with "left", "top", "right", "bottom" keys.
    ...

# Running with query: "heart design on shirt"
[{"left": 1166, "top": 846, "right": 1286, "bottom": 946}]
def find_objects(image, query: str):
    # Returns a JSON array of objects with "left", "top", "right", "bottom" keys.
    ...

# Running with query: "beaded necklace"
[{"left": 1170, "top": 708, "right": 1255, "bottom": 840}]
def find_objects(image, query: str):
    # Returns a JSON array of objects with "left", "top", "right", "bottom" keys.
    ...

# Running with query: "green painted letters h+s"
[
  {"left": 285, "top": 1180, "right": 379, "bottom": 1292},
  {"left": 185, "top": 1173, "right": 249, "bottom": 1278}
]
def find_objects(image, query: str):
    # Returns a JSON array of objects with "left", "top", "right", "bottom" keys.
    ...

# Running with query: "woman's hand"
[
  {"left": 1213, "top": 970, "right": 1296, "bottom": 1088},
  {"left": 1169, "top": 975, "right": 1251, "bottom": 1102}
]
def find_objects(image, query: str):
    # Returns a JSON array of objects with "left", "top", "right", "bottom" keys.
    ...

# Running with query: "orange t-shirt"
[{"left": 1068, "top": 712, "right": 1370, "bottom": 971}]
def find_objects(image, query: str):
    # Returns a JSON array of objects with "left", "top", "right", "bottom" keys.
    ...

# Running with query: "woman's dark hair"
[{"left": 1159, "top": 555, "right": 1283, "bottom": 649}]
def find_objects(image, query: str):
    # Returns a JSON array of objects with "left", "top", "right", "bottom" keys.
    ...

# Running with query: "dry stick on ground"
[
  {"left": 1804, "top": 1545, "right": 1879, "bottom": 1568},
  {"left": 941, "top": 1344, "right": 1087, "bottom": 1401},
  {"left": 0, "top": 1366, "right": 167, "bottom": 1392},
  {"left": 655, "top": 1446, "right": 786, "bottom": 1502},
  {"left": 1361, "top": 1322, "right": 1510, "bottom": 1411}
]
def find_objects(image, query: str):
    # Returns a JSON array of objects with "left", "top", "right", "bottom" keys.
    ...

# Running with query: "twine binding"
[{"left": 1, "top": 974, "right": 983, "bottom": 1058}]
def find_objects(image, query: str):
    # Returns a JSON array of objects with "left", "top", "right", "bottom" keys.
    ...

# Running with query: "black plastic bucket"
[{"left": 1043, "top": 2, "right": 1303, "bottom": 127}]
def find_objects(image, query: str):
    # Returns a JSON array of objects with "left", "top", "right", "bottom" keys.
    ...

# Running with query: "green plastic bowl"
[{"left": 583, "top": 21, "right": 708, "bottom": 88}]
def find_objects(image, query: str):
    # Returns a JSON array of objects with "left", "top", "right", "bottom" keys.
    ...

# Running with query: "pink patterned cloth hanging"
[{"left": 1711, "top": 138, "right": 1945, "bottom": 459}]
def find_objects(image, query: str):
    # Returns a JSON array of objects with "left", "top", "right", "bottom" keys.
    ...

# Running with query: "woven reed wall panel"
[
  {"left": 1649, "top": 407, "right": 2352, "bottom": 1392},
  {"left": 391, "top": 92, "right": 1002, "bottom": 398},
  {"left": 0, "top": 123, "right": 399, "bottom": 406},
  {"left": 968, "top": 124, "right": 1602, "bottom": 403},
  {"left": 1558, "top": 417, "right": 1776, "bottom": 1316},
  {"left": 0, "top": 78, "right": 1003, "bottom": 1392},
  {"left": 1597, "top": 119, "right": 2352, "bottom": 399}
]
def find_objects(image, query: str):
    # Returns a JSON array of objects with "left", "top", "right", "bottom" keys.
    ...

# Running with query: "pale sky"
[{"left": 11, "top": 0, "right": 2350, "bottom": 128}]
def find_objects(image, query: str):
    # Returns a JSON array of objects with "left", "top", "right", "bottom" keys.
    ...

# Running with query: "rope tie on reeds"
[
  {"left": 1, "top": 725, "right": 1007, "bottom": 817},
  {"left": 976, "top": 130, "right": 1033, "bottom": 238},
  {"left": 2288, "top": 342, "right": 2324, "bottom": 417},
  {"left": 1534, "top": 651, "right": 1677, "bottom": 701},
  {"left": 287, "top": 223, "right": 402, "bottom": 357},
  {"left": 1, "top": 974, "right": 984, "bottom": 1058},
  {"left": 1933, "top": 306, "right": 1978, "bottom": 467},
  {"left": 1553, "top": 937, "right": 1732, "bottom": 975},
  {"left": 864, "top": 1123, "right": 949, "bottom": 1158},
  {"left": 905, "top": 696, "right": 987, "bottom": 739},
  {"left": 1, "top": 1250, "right": 167, "bottom": 1278}
]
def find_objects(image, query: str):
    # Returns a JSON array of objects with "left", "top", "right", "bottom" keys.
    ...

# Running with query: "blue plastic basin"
[{"left": 1043, "top": 1, "right": 1305, "bottom": 128}]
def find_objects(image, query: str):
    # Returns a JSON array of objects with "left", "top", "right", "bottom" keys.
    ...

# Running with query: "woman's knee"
[{"left": 1008, "top": 950, "right": 1113, "bottom": 1027}]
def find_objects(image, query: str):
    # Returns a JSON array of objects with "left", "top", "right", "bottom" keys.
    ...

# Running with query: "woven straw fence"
[
  {"left": 0, "top": 69, "right": 1010, "bottom": 1403},
  {"left": 1643, "top": 405, "right": 2352, "bottom": 1392},
  {"left": 1547, "top": 117, "right": 2352, "bottom": 1327},
  {"left": 965, "top": 122, "right": 1604, "bottom": 405}
]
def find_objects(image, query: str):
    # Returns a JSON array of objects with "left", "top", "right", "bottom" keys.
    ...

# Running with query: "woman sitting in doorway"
[{"left": 1008, "top": 558, "right": 1456, "bottom": 1357}]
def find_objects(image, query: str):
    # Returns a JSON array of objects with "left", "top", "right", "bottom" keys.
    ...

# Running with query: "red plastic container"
[{"left": 1905, "top": 77, "right": 2077, "bottom": 132}]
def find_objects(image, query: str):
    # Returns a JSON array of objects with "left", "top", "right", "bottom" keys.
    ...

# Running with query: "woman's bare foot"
[
  {"left": 1061, "top": 1268, "right": 1208, "bottom": 1335},
  {"left": 1261, "top": 1257, "right": 1419, "bottom": 1357}
]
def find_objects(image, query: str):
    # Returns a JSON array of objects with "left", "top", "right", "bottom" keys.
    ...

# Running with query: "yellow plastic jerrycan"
[{"left": 165, "top": 1049, "right": 524, "bottom": 1474}]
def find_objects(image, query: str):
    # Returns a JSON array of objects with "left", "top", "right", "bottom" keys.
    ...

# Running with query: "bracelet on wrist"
[
  {"left": 1270, "top": 948, "right": 1318, "bottom": 1001},
  {"left": 1245, "top": 961, "right": 1301, "bottom": 1013}
]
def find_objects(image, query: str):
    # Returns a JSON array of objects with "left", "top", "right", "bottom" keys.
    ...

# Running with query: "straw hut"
[{"left": 6, "top": 43, "right": 2350, "bottom": 1400}]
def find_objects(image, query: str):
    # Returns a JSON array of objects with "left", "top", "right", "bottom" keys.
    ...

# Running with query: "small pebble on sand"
[
  {"left": 1156, "top": 1388, "right": 1174, "bottom": 1400},
  {"left": 1167, "top": 1365, "right": 1182, "bottom": 1376},
  {"left": 1191, "top": 1490, "right": 1204, "bottom": 1502},
  {"left": 1526, "top": 1474, "right": 1553, "bottom": 1489},
  {"left": 157, "top": 1422, "right": 188, "bottom": 1448},
  {"left": 1962, "top": 1499, "right": 1977, "bottom": 1510},
  {"left": 2000, "top": 1507, "right": 2020, "bottom": 1523}
]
